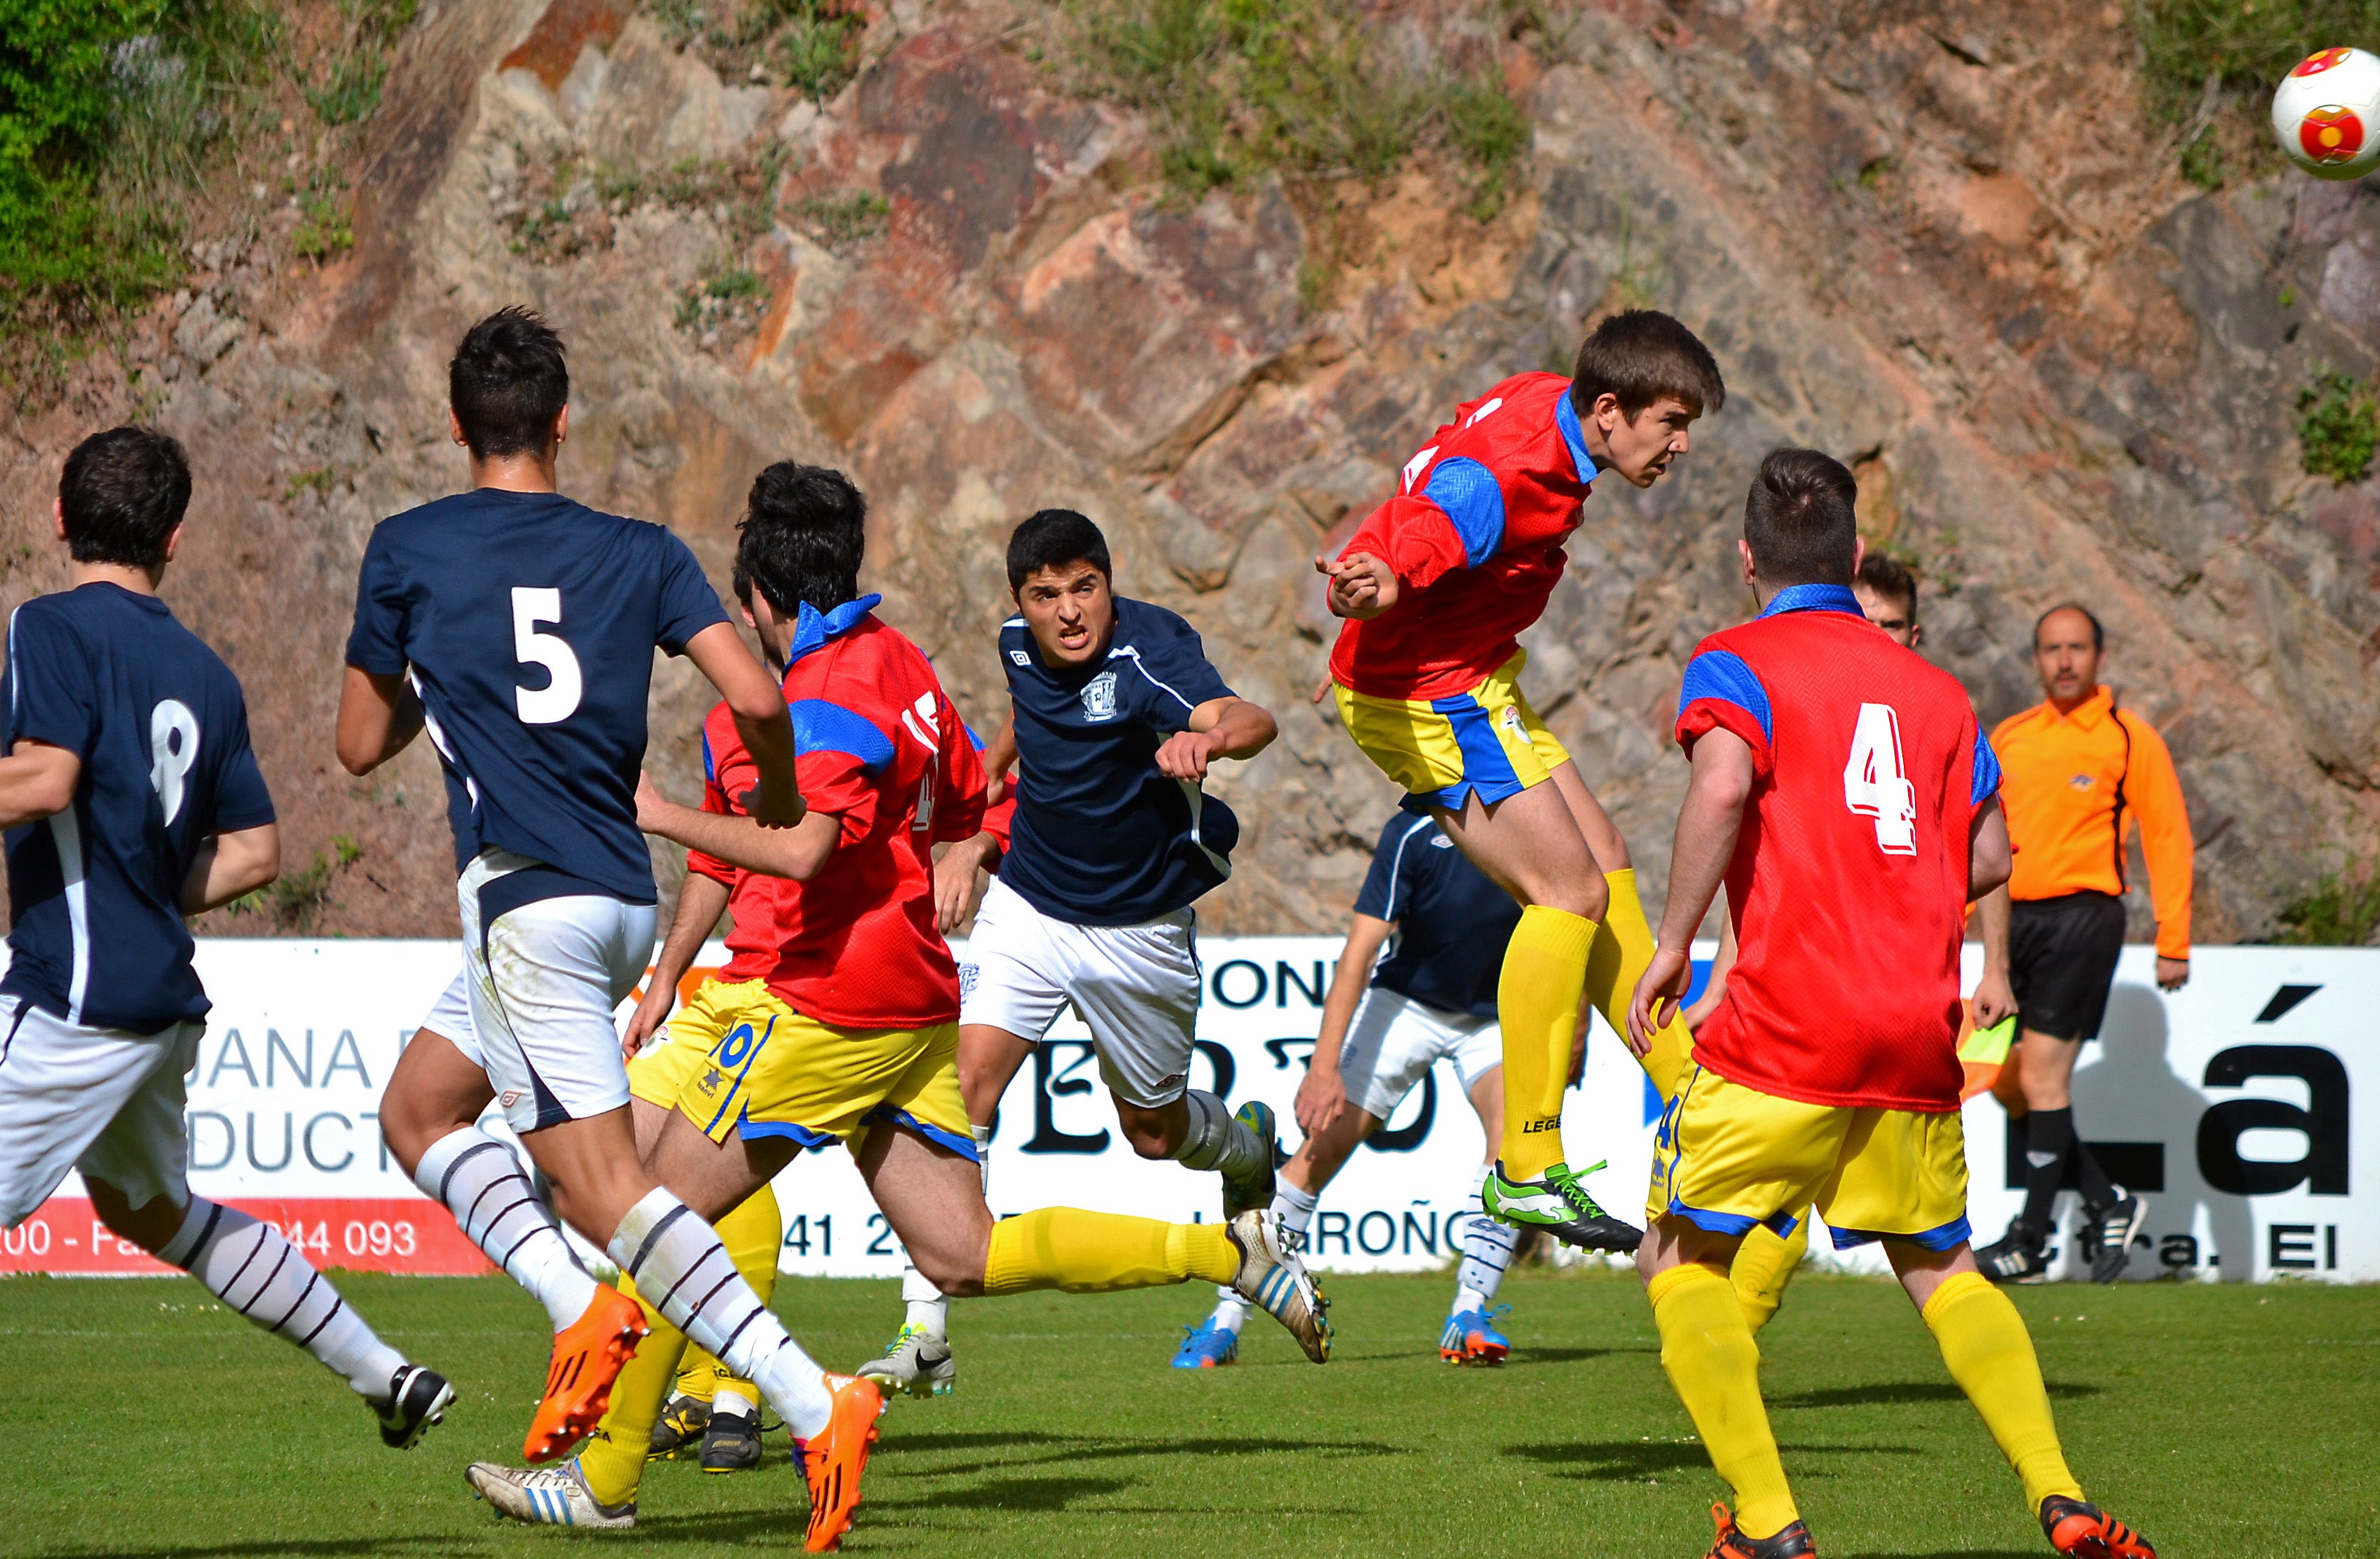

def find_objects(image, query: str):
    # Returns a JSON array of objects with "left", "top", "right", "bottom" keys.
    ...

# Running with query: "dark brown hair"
[
  {"left": 60, "top": 426, "right": 190, "bottom": 570},
  {"left": 1856, "top": 551, "right": 1918, "bottom": 620},
  {"left": 1570, "top": 310, "right": 1727, "bottom": 419},
  {"left": 1743, "top": 447, "right": 1859, "bottom": 587}
]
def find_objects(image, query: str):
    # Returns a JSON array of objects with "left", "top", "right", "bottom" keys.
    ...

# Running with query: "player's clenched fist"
[
  {"left": 1154, "top": 729, "right": 1228, "bottom": 780},
  {"left": 1314, "top": 551, "right": 1399, "bottom": 620}
]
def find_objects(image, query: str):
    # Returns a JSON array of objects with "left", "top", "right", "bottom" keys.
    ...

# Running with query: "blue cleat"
[
  {"left": 1171, "top": 1316, "right": 1240, "bottom": 1369},
  {"left": 1439, "top": 1304, "right": 1511, "bottom": 1365}
]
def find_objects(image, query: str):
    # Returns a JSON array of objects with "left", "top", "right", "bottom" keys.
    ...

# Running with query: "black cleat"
[
  {"left": 377, "top": 1364, "right": 454, "bottom": 1450},
  {"left": 701, "top": 1407, "right": 763, "bottom": 1473},
  {"left": 1977, "top": 1221, "right": 2052, "bottom": 1284},
  {"left": 647, "top": 1393, "right": 710, "bottom": 1459},
  {"left": 2081, "top": 1193, "right": 2146, "bottom": 1285},
  {"left": 1705, "top": 1501, "right": 1817, "bottom": 1557}
]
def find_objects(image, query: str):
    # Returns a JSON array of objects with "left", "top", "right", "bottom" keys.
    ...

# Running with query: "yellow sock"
[
  {"left": 675, "top": 1350, "right": 720, "bottom": 1403},
  {"left": 983, "top": 1209, "right": 1237, "bottom": 1295},
  {"left": 581, "top": 1187, "right": 781, "bottom": 1508},
  {"left": 1647, "top": 1263, "right": 1798, "bottom": 1540},
  {"left": 1922, "top": 1271, "right": 2084, "bottom": 1514},
  {"left": 1498, "top": 905, "right": 1596, "bottom": 1181},
  {"left": 578, "top": 1278, "right": 690, "bottom": 1509},
  {"left": 1731, "top": 1217, "right": 1810, "bottom": 1335},
  {"left": 1591, "top": 868, "right": 1693, "bottom": 1098},
  {"left": 694, "top": 1184, "right": 779, "bottom": 1412}
]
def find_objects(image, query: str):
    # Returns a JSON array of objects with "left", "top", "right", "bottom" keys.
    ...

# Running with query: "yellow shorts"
[
  {"left": 1647, "top": 1064, "right": 1971, "bottom": 1252},
  {"left": 639, "top": 978, "right": 974, "bottom": 1159},
  {"left": 1334, "top": 650, "right": 1570, "bottom": 814}
]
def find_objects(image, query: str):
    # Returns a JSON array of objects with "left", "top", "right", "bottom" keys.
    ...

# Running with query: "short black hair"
[
  {"left": 59, "top": 426, "right": 191, "bottom": 571},
  {"left": 1742, "top": 447, "right": 1859, "bottom": 588},
  {"left": 1856, "top": 551, "right": 1919, "bottom": 621},
  {"left": 2034, "top": 602, "right": 2105, "bottom": 653},
  {"left": 733, "top": 463, "right": 867, "bottom": 617},
  {"left": 1006, "top": 509, "right": 1111, "bottom": 592},
  {"left": 1571, "top": 309, "right": 1727, "bottom": 420},
  {"left": 449, "top": 306, "right": 568, "bottom": 460}
]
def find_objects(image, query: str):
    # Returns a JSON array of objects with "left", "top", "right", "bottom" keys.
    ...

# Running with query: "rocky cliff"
[{"left": 6, "top": 0, "right": 2375, "bottom": 942}]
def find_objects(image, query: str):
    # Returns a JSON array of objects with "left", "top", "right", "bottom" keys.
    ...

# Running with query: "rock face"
[{"left": 4, "top": 0, "right": 2374, "bottom": 941}]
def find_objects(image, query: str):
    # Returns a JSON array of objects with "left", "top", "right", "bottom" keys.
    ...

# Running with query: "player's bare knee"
[{"left": 86, "top": 1178, "right": 184, "bottom": 1254}]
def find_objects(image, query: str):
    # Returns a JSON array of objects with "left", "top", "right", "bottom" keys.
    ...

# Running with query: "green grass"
[
  {"left": 1, "top": 1271, "right": 2374, "bottom": 1555},
  {"left": 2296, "top": 370, "right": 2380, "bottom": 484}
]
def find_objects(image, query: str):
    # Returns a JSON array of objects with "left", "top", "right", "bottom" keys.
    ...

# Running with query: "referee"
[{"left": 1977, "top": 604, "right": 2192, "bottom": 1284}]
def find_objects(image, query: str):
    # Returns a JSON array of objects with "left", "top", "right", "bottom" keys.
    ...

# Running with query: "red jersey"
[
  {"left": 1328, "top": 372, "right": 1598, "bottom": 700},
  {"left": 689, "top": 600, "right": 988, "bottom": 1029},
  {"left": 1675, "top": 585, "right": 2001, "bottom": 1112}
]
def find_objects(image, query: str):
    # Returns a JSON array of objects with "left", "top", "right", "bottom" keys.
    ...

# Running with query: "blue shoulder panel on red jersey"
[
  {"left": 1422, "top": 457, "right": 1506, "bottom": 566},
  {"left": 1553, "top": 393, "right": 1597, "bottom": 484},
  {"left": 790, "top": 699, "right": 894, "bottom": 774},
  {"left": 701, "top": 728, "right": 715, "bottom": 784},
  {"left": 1677, "top": 649, "right": 1773, "bottom": 743},
  {"left": 1971, "top": 731, "right": 2001, "bottom": 805}
]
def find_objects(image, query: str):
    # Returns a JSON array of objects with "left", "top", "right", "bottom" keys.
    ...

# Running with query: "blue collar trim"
[
  {"left": 1553, "top": 391, "right": 1599, "bottom": 486},
  {"left": 787, "top": 594, "right": 881, "bottom": 664},
  {"left": 1759, "top": 583, "right": 1864, "bottom": 619}
]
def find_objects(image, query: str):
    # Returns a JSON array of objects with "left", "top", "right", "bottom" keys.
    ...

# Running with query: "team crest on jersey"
[
  {"left": 1497, "top": 704, "right": 1524, "bottom": 738},
  {"left": 2068, "top": 773, "right": 2095, "bottom": 790},
  {"left": 1080, "top": 670, "right": 1119, "bottom": 723}
]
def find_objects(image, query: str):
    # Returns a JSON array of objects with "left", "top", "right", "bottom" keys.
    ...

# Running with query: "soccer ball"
[{"left": 2272, "top": 47, "right": 2380, "bottom": 181}]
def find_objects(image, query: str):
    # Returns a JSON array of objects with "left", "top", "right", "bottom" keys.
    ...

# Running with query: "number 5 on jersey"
[
  {"left": 511, "top": 587, "right": 583, "bottom": 725},
  {"left": 1843, "top": 702, "right": 1917, "bottom": 855}
]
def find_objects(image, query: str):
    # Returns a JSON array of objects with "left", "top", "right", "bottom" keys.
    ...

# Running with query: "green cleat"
[
  {"left": 1223, "top": 1100, "right": 1282, "bottom": 1220},
  {"left": 1482, "top": 1159, "right": 1644, "bottom": 1252}
]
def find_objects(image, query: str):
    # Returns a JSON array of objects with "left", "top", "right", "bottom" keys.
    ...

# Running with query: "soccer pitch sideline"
[{"left": 0, "top": 1271, "right": 2371, "bottom": 1558}]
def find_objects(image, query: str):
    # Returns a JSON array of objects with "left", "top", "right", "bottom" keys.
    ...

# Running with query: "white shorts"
[
  {"left": 1335, "top": 986, "right": 1502, "bottom": 1123},
  {"left": 459, "top": 849, "right": 655, "bottom": 1134},
  {"left": 0, "top": 1001, "right": 205, "bottom": 1228},
  {"left": 959, "top": 875, "right": 1201, "bottom": 1108},
  {"left": 420, "top": 970, "right": 481, "bottom": 1065}
]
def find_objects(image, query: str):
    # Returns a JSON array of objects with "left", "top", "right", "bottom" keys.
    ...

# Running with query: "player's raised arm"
[
  {"left": 1628, "top": 723, "right": 1754, "bottom": 1053},
  {"left": 682, "top": 621, "right": 804, "bottom": 827},
  {"left": 1156, "top": 694, "right": 1277, "bottom": 781},
  {"left": 637, "top": 766, "right": 838, "bottom": 881}
]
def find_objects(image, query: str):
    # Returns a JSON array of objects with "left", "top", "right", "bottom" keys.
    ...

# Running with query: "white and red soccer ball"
[{"left": 2274, "top": 47, "right": 2380, "bottom": 181}]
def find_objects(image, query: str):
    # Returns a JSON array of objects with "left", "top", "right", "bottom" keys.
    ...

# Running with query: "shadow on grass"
[
  {"left": 1502, "top": 1344, "right": 1658, "bottom": 1368},
  {"left": 1772, "top": 1382, "right": 2104, "bottom": 1409},
  {"left": 877, "top": 1429, "right": 1394, "bottom": 1480},
  {"left": 28, "top": 1542, "right": 476, "bottom": 1559},
  {"left": 1505, "top": 1440, "right": 1927, "bottom": 1481}
]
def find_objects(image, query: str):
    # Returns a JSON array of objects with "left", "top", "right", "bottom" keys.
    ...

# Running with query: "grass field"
[{"left": 1, "top": 1269, "right": 2373, "bottom": 1558}]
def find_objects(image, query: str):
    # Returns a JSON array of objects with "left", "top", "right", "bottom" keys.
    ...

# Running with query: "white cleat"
[
  {"left": 856, "top": 1324, "right": 956, "bottom": 1399},
  {"left": 1226, "top": 1209, "right": 1331, "bottom": 1364},
  {"left": 465, "top": 1458, "right": 636, "bottom": 1529}
]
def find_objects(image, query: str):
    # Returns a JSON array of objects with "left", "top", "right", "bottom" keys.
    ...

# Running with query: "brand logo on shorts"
[
  {"left": 1498, "top": 704, "right": 1524, "bottom": 737},
  {"left": 1009, "top": 649, "right": 1031, "bottom": 666},
  {"left": 1080, "top": 671, "right": 1119, "bottom": 723},
  {"left": 500, "top": 1090, "right": 526, "bottom": 1109},
  {"left": 1156, "top": 1072, "right": 1186, "bottom": 1091},
  {"left": 958, "top": 964, "right": 979, "bottom": 998}
]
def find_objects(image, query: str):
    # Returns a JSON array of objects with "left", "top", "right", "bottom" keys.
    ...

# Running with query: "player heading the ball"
[
  {"left": 0, "top": 428, "right": 454, "bottom": 1453},
  {"left": 1315, "top": 309, "right": 1724, "bottom": 1252}
]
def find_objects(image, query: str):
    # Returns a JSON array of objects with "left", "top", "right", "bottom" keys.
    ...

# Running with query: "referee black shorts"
[{"left": 2007, "top": 890, "right": 2127, "bottom": 1042}]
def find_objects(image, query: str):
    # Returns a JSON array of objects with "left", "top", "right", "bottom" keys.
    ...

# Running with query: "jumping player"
[
  {"left": 460, "top": 468, "right": 1328, "bottom": 1547},
  {"left": 1173, "top": 811, "right": 1586, "bottom": 1368},
  {"left": 336, "top": 311, "right": 871, "bottom": 1501},
  {"left": 873, "top": 508, "right": 1289, "bottom": 1392},
  {"left": 1315, "top": 309, "right": 1724, "bottom": 1249},
  {"left": 0, "top": 427, "right": 453, "bottom": 1450},
  {"left": 1628, "top": 449, "right": 2152, "bottom": 1559}
]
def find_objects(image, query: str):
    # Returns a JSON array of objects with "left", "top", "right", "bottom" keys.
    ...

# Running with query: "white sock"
[
  {"left": 902, "top": 1263, "right": 949, "bottom": 1336},
  {"left": 1174, "top": 1090, "right": 1268, "bottom": 1179},
  {"left": 713, "top": 1385, "right": 757, "bottom": 1421},
  {"left": 160, "top": 1198, "right": 407, "bottom": 1399},
  {"left": 1272, "top": 1179, "right": 1320, "bottom": 1244},
  {"left": 1454, "top": 1164, "right": 1516, "bottom": 1312},
  {"left": 1211, "top": 1289, "right": 1250, "bottom": 1335},
  {"left": 610, "top": 1187, "right": 835, "bottom": 1440},
  {"left": 414, "top": 1126, "right": 597, "bottom": 1332},
  {"left": 971, "top": 1123, "right": 992, "bottom": 1196}
]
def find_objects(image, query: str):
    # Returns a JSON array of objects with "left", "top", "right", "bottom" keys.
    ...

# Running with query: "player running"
[
  {"left": 1314, "top": 309, "right": 1724, "bottom": 1251},
  {"left": 1628, "top": 449, "right": 2153, "bottom": 1559},
  {"left": 0, "top": 427, "right": 454, "bottom": 1450},
  {"left": 460, "top": 466, "right": 1328, "bottom": 1548},
  {"left": 337, "top": 310, "right": 864, "bottom": 1499},
  {"left": 872, "top": 508, "right": 1289, "bottom": 1394},
  {"left": 1173, "top": 811, "right": 1585, "bottom": 1368}
]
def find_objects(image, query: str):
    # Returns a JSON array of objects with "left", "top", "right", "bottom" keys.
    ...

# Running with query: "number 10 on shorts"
[{"left": 1843, "top": 702, "right": 1918, "bottom": 855}]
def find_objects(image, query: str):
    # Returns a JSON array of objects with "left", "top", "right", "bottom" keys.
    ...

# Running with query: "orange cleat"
[
  {"left": 521, "top": 1286, "right": 647, "bottom": 1464},
  {"left": 2041, "top": 1496, "right": 2156, "bottom": 1558},
  {"left": 796, "top": 1373, "right": 885, "bottom": 1553},
  {"left": 1705, "top": 1502, "right": 1816, "bottom": 1558}
]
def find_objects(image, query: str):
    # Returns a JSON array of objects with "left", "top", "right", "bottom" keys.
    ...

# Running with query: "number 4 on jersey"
[{"left": 1843, "top": 702, "right": 1918, "bottom": 855}]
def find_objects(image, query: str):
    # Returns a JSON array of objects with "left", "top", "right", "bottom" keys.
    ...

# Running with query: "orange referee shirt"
[{"left": 1991, "top": 686, "right": 2193, "bottom": 960}]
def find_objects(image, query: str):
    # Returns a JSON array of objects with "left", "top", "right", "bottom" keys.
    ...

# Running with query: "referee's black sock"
[
  {"left": 2072, "top": 1133, "right": 2118, "bottom": 1213},
  {"left": 2017, "top": 1107, "right": 2076, "bottom": 1238}
]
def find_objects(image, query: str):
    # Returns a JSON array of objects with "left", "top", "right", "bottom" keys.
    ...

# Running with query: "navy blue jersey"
[
  {"left": 345, "top": 489, "right": 727, "bottom": 904},
  {"left": 1, "top": 584, "right": 275, "bottom": 1033},
  {"left": 998, "top": 597, "right": 1238, "bottom": 926},
  {"left": 1353, "top": 813, "right": 1518, "bottom": 1019}
]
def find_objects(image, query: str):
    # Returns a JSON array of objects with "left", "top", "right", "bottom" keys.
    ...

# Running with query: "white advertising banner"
[{"left": 1, "top": 939, "right": 2369, "bottom": 1284}]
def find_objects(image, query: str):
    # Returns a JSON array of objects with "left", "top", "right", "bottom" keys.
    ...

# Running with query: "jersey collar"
[
  {"left": 1757, "top": 582, "right": 1863, "bottom": 619},
  {"left": 1553, "top": 391, "right": 1599, "bottom": 487},
  {"left": 787, "top": 593, "right": 881, "bottom": 665},
  {"left": 2041, "top": 686, "right": 2113, "bottom": 729}
]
